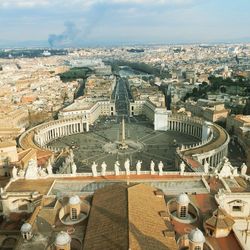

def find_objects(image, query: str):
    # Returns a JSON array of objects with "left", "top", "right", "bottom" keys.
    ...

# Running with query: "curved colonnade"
[
  {"left": 19, "top": 114, "right": 229, "bottom": 169},
  {"left": 167, "top": 115, "right": 204, "bottom": 139},
  {"left": 19, "top": 117, "right": 89, "bottom": 151},
  {"left": 183, "top": 124, "right": 229, "bottom": 167},
  {"left": 167, "top": 115, "right": 230, "bottom": 167}
]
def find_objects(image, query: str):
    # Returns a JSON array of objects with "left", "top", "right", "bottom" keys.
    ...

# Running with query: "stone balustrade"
[{"left": 7, "top": 171, "right": 207, "bottom": 182}]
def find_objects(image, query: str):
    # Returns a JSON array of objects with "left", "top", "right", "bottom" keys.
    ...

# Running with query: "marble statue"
[
  {"left": 71, "top": 162, "right": 77, "bottom": 175},
  {"left": 91, "top": 162, "right": 98, "bottom": 177},
  {"left": 114, "top": 161, "right": 120, "bottom": 176},
  {"left": 25, "top": 159, "right": 39, "bottom": 179},
  {"left": 241, "top": 163, "right": 247, "bottom": 176},
  {"left": 18, "top": 169, "right": 25, "bottom": 177},
  {"left": 38, "top": 167, "right": 47, "bottom": 177},
  {"left": 62, "top": 161, "right": 66, "bottom": 168},
  {"left": 46, "top": 161, "right": 53, "bottom": 175},
  {"left": 0, "top": 187, "right": 4, "bottom": 194},
  {"left": 204, "top": 160, "right": 209, "bottom": 174},
  {"left": 233, "top": 167, "right": 238, "bottom": 177},
  {"left": 38, "top": 166, "right": 42, "bottom": 175},
  {"left": 69, "top": 149, "right": 74, "bottom": 162},
  {"left": 136, "top": 160, "right": 142, "bottom": 175},
  {"left": 101, "top": 161, "right": 107, "bottom": 176},
  {"left": 65, "top": 157, "right": 71, "bottom": 166},
  {"left": 124, "top": 158, "right": 130, "bottom": 176},
  {"left": 180, "top": 161, "right": 185, "bottom": 175},
  {"left": 214, "top": 157, "right": 235, "bottom": 178},
  {"left": 158, "top": 161, "right": 164, "bottom": 176},
  {"left": 12, "top": 166, "right": 17, "bottom": 179},
  {"left": 150, "top": 160, "right": 155, "bottom": 175}
]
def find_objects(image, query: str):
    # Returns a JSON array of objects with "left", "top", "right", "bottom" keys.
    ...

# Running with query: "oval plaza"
[{"left": 19, "top": 104, "right": 229, "bottom": 172}]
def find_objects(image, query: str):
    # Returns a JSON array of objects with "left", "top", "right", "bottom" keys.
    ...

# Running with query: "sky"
[{"left": 0, "top": 0, "right": 249, "bottom": 47}]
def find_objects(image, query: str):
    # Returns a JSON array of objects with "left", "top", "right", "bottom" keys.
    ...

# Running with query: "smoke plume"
[{"left": 48, "top": 21, "right": 80, "bottom": 47}]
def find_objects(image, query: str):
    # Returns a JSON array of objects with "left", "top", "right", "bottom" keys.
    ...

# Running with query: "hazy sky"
[{"left": 0, "top": 0, "right": 249, "bottom": 46}]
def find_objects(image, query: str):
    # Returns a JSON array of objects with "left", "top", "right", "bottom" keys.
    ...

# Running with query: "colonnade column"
[
  {"left": 211, "top": 156, "right": 214, "bottom": 166},
  {"left": 181, "top": 123, "right": 183, "bottom": 133}
]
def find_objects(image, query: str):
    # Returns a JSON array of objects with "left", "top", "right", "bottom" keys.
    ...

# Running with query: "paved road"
[{"left": 115, "top": 77, "right": 130, "bottom": 120}]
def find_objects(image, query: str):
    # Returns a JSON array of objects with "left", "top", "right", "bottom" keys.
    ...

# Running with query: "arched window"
[
  {"left": 71, "top": 208, "right": 77, "bottom": 220},
  {"left": 180, "top": 206, "right": 187, "bottom": 218},
  {"left": 194, "top": 246, "right": 201, "bottom": 250}
]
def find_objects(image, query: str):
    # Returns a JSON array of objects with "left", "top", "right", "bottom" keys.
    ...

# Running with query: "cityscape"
[{"left": 0, "top": 1, "right": 250, "bottom": 250}]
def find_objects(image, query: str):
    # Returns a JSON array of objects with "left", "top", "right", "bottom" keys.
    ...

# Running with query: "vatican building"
[{"left": 0, "top": 50, "right": 249, "bottom": 250}]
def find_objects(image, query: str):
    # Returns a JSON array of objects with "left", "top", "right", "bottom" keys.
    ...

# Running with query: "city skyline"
[
  {"left": 0, "top": 0, "right": 250, "bottom": 47},
  {"left": 0, "top": 2, "right": 250, "bottom": 247}
]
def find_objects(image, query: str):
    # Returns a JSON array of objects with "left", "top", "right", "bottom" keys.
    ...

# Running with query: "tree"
[
  {"left": 192, "top": 87, "right": 198, "bottom": 96},
  {"left": 243, "top": 99, "right": 250, "bottom": 115},
  {"left": 244, "top": 87, "right": 250, "bottom": 96},
  {"left": 201, "top": 81, "right": 208, "bottom": 88},
  {"left": 183, "top": 93, "right": 190, "bottom": 102},
  {"left": 220, "top": 86, "right": 226, "bottom": 93}
]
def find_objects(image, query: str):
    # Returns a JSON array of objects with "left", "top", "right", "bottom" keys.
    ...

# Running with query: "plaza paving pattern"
[{"left": 49, "top": 120, "right": 199, "bottom": 173}]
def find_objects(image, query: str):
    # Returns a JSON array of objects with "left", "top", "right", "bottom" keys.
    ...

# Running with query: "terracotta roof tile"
[
  {"left": 83, "top": 183, "right": 178, "bottom": 250},
  {"left": 205, "top": 208, "right": 235, "bottom": 229}
]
